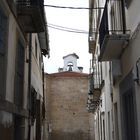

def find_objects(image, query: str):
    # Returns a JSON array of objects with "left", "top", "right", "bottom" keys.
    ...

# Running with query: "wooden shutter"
[{"left": 14, "top": 41, "right": 25, "bottom": 107}]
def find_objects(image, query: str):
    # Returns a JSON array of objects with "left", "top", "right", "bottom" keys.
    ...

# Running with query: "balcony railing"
[
  {"left": 99, "top": 0, "right": 130, "bottom": 61},
  {"left": 16, "top": 0, "right": 46, "bottom": 33},
  {"left": 88, "top": 33, "right": 96, "bottom": 54},
  {"left": 87, "top": 58, "right": 103, "bottom": 113}
]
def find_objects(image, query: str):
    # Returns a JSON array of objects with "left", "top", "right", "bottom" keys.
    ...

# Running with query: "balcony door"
[
  {"left": 109, "top": 0, "right": 126, "bottom": 34},
  {"left": 120, "top": 72, "right": 138, "bottom": 140},
  {"left": 14, "top": 115, "right": 24, "bottom": 140}
]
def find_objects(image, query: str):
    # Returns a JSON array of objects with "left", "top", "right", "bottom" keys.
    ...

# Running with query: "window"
[
  {"left": 67, "top": 62, "right": 73, "bottom": 71},
  {"left": 110, "top": 0, "right": 123, "bottom": 32},
  {"left": 14, "top": 116, "right": 25, "bottom": 140},
  {"left": 108, "top": 111, "right": 111, "bottom": 140},
  {"left": 100, "top": 115, "right": 103, "bottom": 140},
  {"left": 0, "top": 8, "right": 8, "bottom": 98},
  {"left": 0, "top": 8, "right": 8, "bottom": 54},
  {"left": 39, "top": 54, "right": 42, "bottom": 69},
  {"left": 31, "top": 87, "right": 37, "bottom": 124},
  {"left": 114, "top": 103, "right": 119, "bottom": 140},
  {"left": 103, "top": 119, "right": 106, "bottom": 140},
  {"left": 122, "top": 89, "right": 136, "bottom": 140},
  {"left": 35, "top": 38, "right": 38, "bottom": 58},
  {"left": 14, "top": 40, "right": 25, "bottom": 107},
  {"left": 36, "top": 99, "right": 42, "bottom": 140},
  {"left": 120, "top": 72, "right": 137, "bottom": 140}
]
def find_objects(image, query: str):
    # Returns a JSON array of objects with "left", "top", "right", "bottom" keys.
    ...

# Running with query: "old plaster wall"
[{"left": 45, "top": 72, "right": 91, "bottom": 140}]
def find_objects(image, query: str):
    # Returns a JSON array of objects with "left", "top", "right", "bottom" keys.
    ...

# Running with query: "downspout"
[
  {"left": 42, "top": 64, "right": 45, "bottom": 119},
  {"left": 28, "top": 33, "right": 32, "bottom": 140},
  {"left": 42, "top": 62, "right": 46, "bottom": 140}
]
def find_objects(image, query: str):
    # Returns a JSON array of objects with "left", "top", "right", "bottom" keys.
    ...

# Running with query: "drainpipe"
[
  {"left": 42, "top": 64, "right": 45, "bottom": 119},
  {"left": 28, "top": 33, "right": 32, "bottom": 140},
  {"left": 42, "top": 60, "right": 47, "bottom": 140}
]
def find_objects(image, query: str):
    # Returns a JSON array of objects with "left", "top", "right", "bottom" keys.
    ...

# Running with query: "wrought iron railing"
[
  {"left": 16, "top": 0, "right": 43, "bottom": 7},
  {"left": 93, "top": 58, "right": 103, "bottom": 89},
  {"left": 89, "top": 58, "right": 103, "bottom": 91},
  {"left": 87, "top": 58, "right": 103, "bottom": 113},
  {"left": 16, "top": 0, "right": 46, "bottom": 32},
  {"left": 16, "top": 0, "right": 44, "bottom": 17},
  {"left": 99, "top": 0, "right": 128, "bottom": 49}
]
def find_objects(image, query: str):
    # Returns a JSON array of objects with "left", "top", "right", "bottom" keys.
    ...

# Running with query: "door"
[
  {"left": 14, "top": 115, "right": 24, "bottom": 140},
  {"left": 120, "top": 72, "right": 137, "bottom": 140}
]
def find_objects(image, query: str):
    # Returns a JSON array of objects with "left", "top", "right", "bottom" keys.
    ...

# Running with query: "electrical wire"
[
  {"left": 47, "top": 23, "right": 97, "bottom": 34},
  {"left": 48, "top": 23, "right": 88, "bottom": 33},
  {"left": 44, "top": 4, "right": 104, "bottom": 10},
  {"left": 47, "top": 25, "right": 89, "bottom": 34}
]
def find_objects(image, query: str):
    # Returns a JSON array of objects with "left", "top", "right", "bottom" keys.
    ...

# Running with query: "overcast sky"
[{"left": 43, "top": 0, "right": 91, "bottom": 74}]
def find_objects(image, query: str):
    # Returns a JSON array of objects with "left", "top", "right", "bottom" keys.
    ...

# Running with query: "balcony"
[
  {"left": 87, "top": 59, "right": 103, "bottom": 113},
  {"left": 87, "top": 88, "right": 102, "bottom": 113},
  {"left": 99, "top": 0, "right": 130, "bottom": 61},
  {"left": 16, "top": 0, "right": 45, "bottom": 33},
  {"left": 88, "top": 35, "right": 96, "bottom": 54}
]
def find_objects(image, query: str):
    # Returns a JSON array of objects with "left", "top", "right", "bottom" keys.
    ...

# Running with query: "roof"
[
  {"left": 63, "top": 53, "right": 79, "bottom": 59},
  {"left": 45, "top": 71, "right": 89, "bottom": 77}
]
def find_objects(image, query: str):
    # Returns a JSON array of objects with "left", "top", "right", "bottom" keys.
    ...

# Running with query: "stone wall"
[{"left": 45, "top": 72, "right": 92, "bottom": 140}]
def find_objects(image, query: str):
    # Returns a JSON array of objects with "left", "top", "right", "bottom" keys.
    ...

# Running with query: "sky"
[{"left": 43, "top": 0, "right": 91, "bottom": 74}]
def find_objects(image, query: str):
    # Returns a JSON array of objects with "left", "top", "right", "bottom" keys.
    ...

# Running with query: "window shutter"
[{"left": 14, "top": 41, "right": 25, "bottom": 107}]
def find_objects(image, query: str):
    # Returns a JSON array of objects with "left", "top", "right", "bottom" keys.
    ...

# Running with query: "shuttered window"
[{"left": 14, "top": 40, "right": 25, "bottom": 107}]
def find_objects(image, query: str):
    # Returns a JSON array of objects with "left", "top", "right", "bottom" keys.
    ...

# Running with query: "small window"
[
  {"left": 39, "top": 54, "right": 42, "bottom": 69},
  {"left": 67, "top": 62, "right": 73, "bottom": 71}
]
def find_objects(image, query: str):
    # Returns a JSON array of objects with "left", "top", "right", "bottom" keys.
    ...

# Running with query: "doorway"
[
  {"left": 14, "top": 115, "right": 25, "bottom": 140},
  {"left": 120, "top": 72, "right": 137, "bottom": 140}
]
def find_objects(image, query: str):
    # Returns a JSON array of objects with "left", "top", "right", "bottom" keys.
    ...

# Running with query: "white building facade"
[
  {"left": 88, "top": 0, "right": 140, "bottom": 140},
  {"left": 0, "top": 0, "right": 49, "bottom": 140}
]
